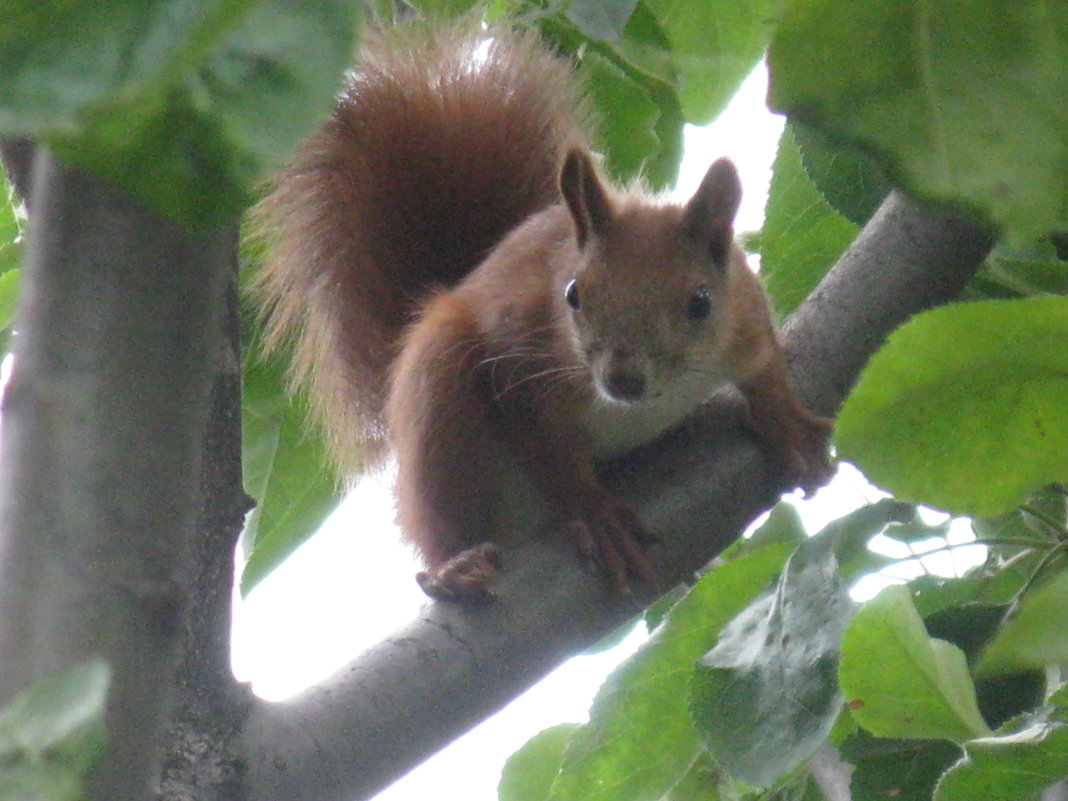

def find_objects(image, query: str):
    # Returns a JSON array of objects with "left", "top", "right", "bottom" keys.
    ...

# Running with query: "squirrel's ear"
[
  {"left": 560, "top": 149, "right": 613, "bottom": 249},
  {"left": 684, "top": 158, "right": 741, "bottom": 266}
]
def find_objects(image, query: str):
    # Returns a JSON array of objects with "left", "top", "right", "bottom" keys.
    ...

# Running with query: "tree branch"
[
  {"left": 239, "top": 190, "right": 994, "bottom": 801},
  {"left": 0, "top": 152, "right": 232, "bottom": 801}
]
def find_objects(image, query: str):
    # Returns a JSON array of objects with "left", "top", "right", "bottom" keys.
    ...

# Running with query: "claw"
[
  {"left": 563, "top": 494, "right": 653, "bottom": 593},
  {"left": 417, "top": 542, "right": 502, "bottom": 603}
]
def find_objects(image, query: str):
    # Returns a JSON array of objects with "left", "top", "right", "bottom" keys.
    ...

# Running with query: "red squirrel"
[{"left": 252, "top": 22, "right": 833, "bottom": 602}]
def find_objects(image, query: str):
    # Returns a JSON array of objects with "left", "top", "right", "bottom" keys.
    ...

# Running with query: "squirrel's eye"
[
  {"left": 564, "top": 279, "right": 581, "bottom": 311},
  {"left": 687, "top": 285, "right": 712, "bottom": 320}
]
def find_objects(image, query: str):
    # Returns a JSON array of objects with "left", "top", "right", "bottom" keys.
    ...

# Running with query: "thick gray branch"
[
  {"left": 240, "top": 191, "right": 994, "bottom": 801},
  {"left": 0, "top": 153, "right": 231, "bottom": 801}
]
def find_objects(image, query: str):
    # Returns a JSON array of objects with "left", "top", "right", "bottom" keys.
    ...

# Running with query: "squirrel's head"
[{"left": 559, "top": 149, "right": 745, "bottom": 406}]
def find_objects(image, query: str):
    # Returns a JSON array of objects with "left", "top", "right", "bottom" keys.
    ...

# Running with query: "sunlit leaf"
[
  {"left": 762, "top": 125, "right": 857, "bottom": 318},
  {"left": 835, "top": 297, "right": 1068, "bottom": 517},
  {"left": 641, "top": 0, "right": 775, "bottom": 123},
  {"left": 499, "top": 723, "right": 579, "bottom": 801},
  {"left": 769, "top": 0, "right": 1068, "bottom": 239},
  {"left": 935, "top": 715, "right": 1068, "bottom": 801},
  {"left": 240, "top": 344, "right": 341, "bottom": 595},
  {"left": 839, "top": 586, "right": 990, "bottom": 743},
  {"left": 976, "top": 567, "right": 1068, "bottom": 677}
]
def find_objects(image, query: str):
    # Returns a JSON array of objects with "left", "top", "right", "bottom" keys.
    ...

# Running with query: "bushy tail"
[{"left": 250, "top": 22, "right": 590, "bottom": 475}]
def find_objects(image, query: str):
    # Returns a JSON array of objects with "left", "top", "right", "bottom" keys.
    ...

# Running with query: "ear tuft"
[
  {"left": 559, "top": 148, "right": 613, "bottom": 248},
  {"left": 684, "top": 157, "right": 742, "bottom": 266}
]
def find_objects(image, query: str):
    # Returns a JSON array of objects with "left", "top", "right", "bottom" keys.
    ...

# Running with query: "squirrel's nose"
[
  {"left": 604, "top": 346, "right": 647, "bottom": 401},
  {"left": 605, "top": 368, "right": 647, "bottom": 401}
]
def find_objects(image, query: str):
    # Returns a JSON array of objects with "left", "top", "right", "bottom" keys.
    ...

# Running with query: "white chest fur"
[{"left": 586, "top": 371, "right": 732, "bottom": 458}]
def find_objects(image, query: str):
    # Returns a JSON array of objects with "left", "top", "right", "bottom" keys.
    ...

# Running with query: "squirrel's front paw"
[
  {"left": 564, "top": 495, "right": 654, "bottom": 594},
  {"left": 782, "top": 409, "right": 836, "bottom": 496},
  {"left": 417, "top": 542, "right": 503, "bottom": 603}
]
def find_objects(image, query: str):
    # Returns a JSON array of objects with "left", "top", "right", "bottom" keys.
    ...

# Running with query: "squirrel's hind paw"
[{"left": 417, "top": 542, "right": 503, "bottom": 604}]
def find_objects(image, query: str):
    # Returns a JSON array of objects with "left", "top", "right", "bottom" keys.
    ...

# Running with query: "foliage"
[
  {"left": 0, "top": 0, "right": 362, "bottom": 230},
  {"left": 0, "top": 661, "right": 110, "bottom": 801},
  {"left": 0, "top": 163, "right": 20, "bottom": 350},
  {"left": 2, "top": 0, "right": 1068, "bottom": 799},
  {"left": 768, "top": 0, "right": 1068, "bottom": 241},
  {"left": 836, "top": 297, "right": 1068, "bottom": 517},
  {"left": 238, "top": 294, "right": 343, "bottom": 595},
  {"left": 690, "top": 529, "right": 853, "bottom": 787}
]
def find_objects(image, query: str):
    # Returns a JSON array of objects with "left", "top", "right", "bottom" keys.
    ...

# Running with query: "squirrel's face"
[
  {"left": 558, "top": 150, "right": 743, "bottom": 408},
  {"left": 562, "top": 221, "right": 736, "bottom": 407}
]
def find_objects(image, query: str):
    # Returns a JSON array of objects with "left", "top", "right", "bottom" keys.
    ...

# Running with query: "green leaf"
[
  {"left": 661, "top": 752, "right": 725, "bottom": 801},
  {"left": 643, "top": 585, "right": 687, "bottom": 632},
  {"left": 581, "top": 52, "right": 661, "bottom": 183},
  {"left": 720, "top": 501, "right": 806, "bottom": 563},
  {"left": 791, "top": 121, "right": 892, "bottom": 226},
  {"left": 817, "top": 499, "right": 914, "bottom": 582},
  {"left": 0, "top": 660, "right": 110, "bottom": 800},
  {"left": 835, "top": 297, "right": 1068, "bottom": 518},
  {"left": 1, "top": 1, "right": 242, "bottom": 129},
  {"left": 0, "top": 661, "right": 110, "bottom": 758},
  {"left": 923, "top": 604, "right": 1007, "bottom": 665},
  {"left": 839, "top": 585, "right": 990, "bottom": 743},
  {"left": 499, "top": 723, "right": 579, "bottom": 801},
  {"left": 975, "top": 255, "right": 1068, "bottom": 299},
  {"left": 768, "top": 0, "right": 1068, "bottom": 240},
  {"left": 690, "top": 532, "right": 855, "bottom": 787},
  {"left": 935, "top": 716, "right": 1068, "bottom": 801},
  {"left": 640, "top": 80, "right": 685, "bottom": 190},
  {"left": 1050, "top": 681, "right": 1068, "bottom": 710},
  {"left": 546, "top": 543, "right": 794, "bottom": 801},
  {"left": 411, "top": 0, "right": 483, "bottom": 16},
  {"left": 567, "top": 0, "right": 638, "bottom": 42},
  {"left": 240, "top": 345, "right": 341, "bottom": 595},
  {"left": 611, "top": 0, "right": 679, "bottom": 85},
  {"left": 924, "top": 603, "right": 1045, "bottom": 728},
  {"left": 0, "top": 268, "right": 19, "bottom": 352},
  {"left": 881, "top": 516, "right": 951, "bottom": 546},
  {"left": 613, "top": 5, "right": 686, "bottom": 188},
  {"left": 972, "top": 486, "right": 1068, "bottom": 544},
  {"left": 910, "top": 549, "right": 1047, "bottom": 617},
  {"left": 2, "top": 0, "right": 360, "bottom": 230},
  {"left": 841, "top": 732, "right": 961, "bottom": 801},
  {"left": 976, "top": 671, "right": 1047, "bottom": 733},
  {"left": 0, "top": 765, "right": 85, "bottom": 801},
  {"left": 976, "top": 567, "right": 1068, "bottom": 677},
  {"left": 0, "top": 169, "right": 21, "bottom": 276},
  {"left": 641, "top": 0, "right": 775, "bottom": 124},
  {"left": 761, "top": 125, "right": 858, "bottom": 319}
]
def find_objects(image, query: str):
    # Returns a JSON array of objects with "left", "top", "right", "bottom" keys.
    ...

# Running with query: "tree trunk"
[{"left": 0, "top": 151, "right": 233, "bottom": 801}]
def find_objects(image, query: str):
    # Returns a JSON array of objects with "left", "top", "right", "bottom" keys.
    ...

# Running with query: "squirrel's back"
[{"left": 251, "top": 22, "right": 591, "bottom": 472}]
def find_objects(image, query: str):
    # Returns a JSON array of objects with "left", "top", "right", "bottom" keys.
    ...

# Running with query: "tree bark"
[
  {"left": 0, "top": 151, "right": 232, "bottom": 801},
  {"left": 238, "top": 191, "right": 995, "bottom": 801},
  {"left": 158, "top": 252, "right": 256, "bottom": 801}
]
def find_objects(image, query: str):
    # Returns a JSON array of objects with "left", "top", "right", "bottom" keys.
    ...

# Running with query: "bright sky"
[{"left": 229, "top": 62, "right": 985, "bottom": 801}]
